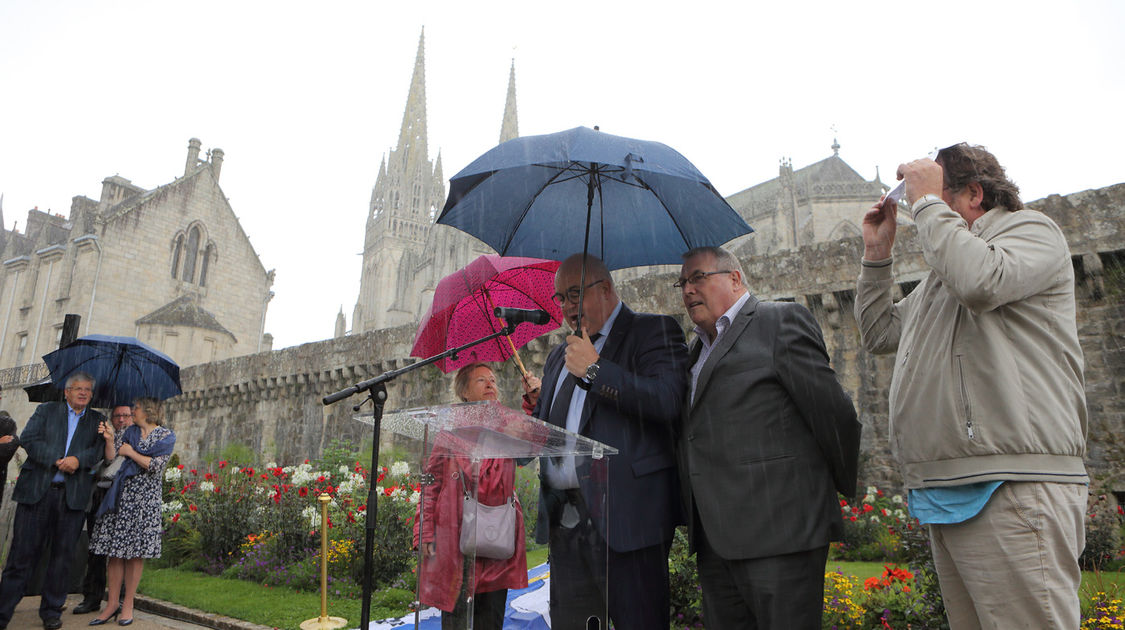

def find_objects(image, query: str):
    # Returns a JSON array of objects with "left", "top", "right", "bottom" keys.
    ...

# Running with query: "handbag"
[{"left": 457, "top": 467, "right": 517, "bottom": 560}]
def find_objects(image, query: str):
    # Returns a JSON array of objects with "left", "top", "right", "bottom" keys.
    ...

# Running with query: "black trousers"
[
  {"left": 546, "top": 489, "right": 672, "bottom": 630},
  {"left": 0, "top": 486, "right": 87, "bottom": 625},
  {"left": 81, "top": 486, "right": 109, "bottom": 602},
  {"left": 696, "top": 519, "right": 829, "bottom": 630}
]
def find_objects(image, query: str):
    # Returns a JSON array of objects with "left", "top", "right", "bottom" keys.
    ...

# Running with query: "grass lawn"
[
  {"left": 139, "top": 555, "right": 1125, "bottom": 630},
  {"left": 139, "top": 567, "right": 413, "bottom": 629}
]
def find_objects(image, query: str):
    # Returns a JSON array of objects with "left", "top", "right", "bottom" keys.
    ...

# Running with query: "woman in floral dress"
[{"left": 88, "top": 398, "right": 176, "bottom": 626}]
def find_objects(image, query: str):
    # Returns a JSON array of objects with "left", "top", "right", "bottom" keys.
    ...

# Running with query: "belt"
[{"left": 49, "top": 482, "right": 66, "bottom": 490}]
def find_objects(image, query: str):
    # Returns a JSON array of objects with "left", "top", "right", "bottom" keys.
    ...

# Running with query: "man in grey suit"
[
  {"left": 0, "top": 373, "right": 106, "bottom": 630},
  {"left": 677, "top": 246, "right": 861, "bottom": 629}
]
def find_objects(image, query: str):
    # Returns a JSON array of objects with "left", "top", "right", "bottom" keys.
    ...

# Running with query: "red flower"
[
  {"left": 849, "top": 515, "right": 857, "bottom": 521},
  {"left": 862, "top": 504, "right": 874, "bottom": 513},
  {"left": 1118, "top": 505, "right": 1124, "bottom": 515},
  {"left": 839, "top": 499, "right": 848, "bottom": 507},
  {"left": 190, "top": 469, "right": 197, "bottom": 475},
  {"left": 383, "top": 486, "right": 395, "bottom": 496},
  {"left": 317, "top": 475, "right": 326, "bottom": 483},
  {"left": 171, "top": 513, "right": 180, "bottom": 522},
  {"left": 188, "top": 504, "right": 198, "bottom": 512},
  {"left": 219, "top": 460, "right": 228, "bottom": 469},
  {"left": 177, "top": 464, "right": 184, "bottom": 470},
  {"left": 299, "top": 487, "right": 309, "bottom": 497},
  {"left": 204, "top": 472, "right": 214, "bottom": 481},
  {"left": 260, "top": 474, "right": 268, "bottom": 480},
  {"left": 864, "top": 577, "right": 882, "bottom": 591}
]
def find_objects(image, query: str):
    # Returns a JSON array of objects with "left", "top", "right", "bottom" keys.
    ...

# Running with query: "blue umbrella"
[
  {"left": 437, "top": 126, "right": 753, "bottom": 271},
  {"left": 42, "top": 334, "right": 181, "bottom": 407}
]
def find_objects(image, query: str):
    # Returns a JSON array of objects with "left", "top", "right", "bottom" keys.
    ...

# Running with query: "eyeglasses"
[
  {"left": 112, "top": 413, "right": 133, "bottom": 419},
  {"left": 551, "top": 279, "right": 606, "bottom": 306},
  {"left": 673, "top": 270, "right": 732, "bottom": 289}
]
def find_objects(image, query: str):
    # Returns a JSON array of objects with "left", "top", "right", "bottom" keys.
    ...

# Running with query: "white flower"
[
  {"left": 894, "top": 509, "right": 906, "bottom": 520},
  {"left": 862, "top": 493, "right": 875, "bottom": 504},
  {"left": 339, "top": 465, "right": 350, "bottom": 474},
  {"left": 164, "top": 467, "right": 182, "bottom": 483},
  {"left": 265, "top": 461, "right": 277, "bottom": 469},
  {"left": 162, "top": 500, "right": 183, "bottom": 513},
  {"left": 892, "top": 495, "right": 904, "bottom": 505},
  {"left": 391, "top": 486, "right": 406, "bottom": 499},
  {"left": 199, "top": 481, "right": 214, "bottom": 493},
  {"left": 391, "top": 461, "right": 410, "bottom": 478},
  {"left": 869, "top": 515, "right": 881, "bottom": 523},
  {"left": 409, "top": 490, "right": 421, "bottom": 505},
  {"left": 301, "top": 505, "right": 319, "bottom": 528}
]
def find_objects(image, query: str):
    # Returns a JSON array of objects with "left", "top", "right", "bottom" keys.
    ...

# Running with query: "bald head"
[{"left": 554, "top": 254, "right": 618, "bottom": 333}]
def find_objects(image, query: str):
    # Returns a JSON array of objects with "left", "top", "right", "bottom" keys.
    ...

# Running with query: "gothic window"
[
  {"left": 393, "top": 191, "right": 401, "bottom": 209},
  {"left": 182, "top": 226, "right": 200, "bottom": 282},
  {"left": 14, "top": 333, "right": 27, "bottom": 365},
  {"left": 412, "top": 183, "right": 421, "bottom": 214},
  {"left": 171, "top": 235, "right": 183, "bottom": 278},
  {"left": 199, "top": 244, "right": 214, "bottom": 287}
]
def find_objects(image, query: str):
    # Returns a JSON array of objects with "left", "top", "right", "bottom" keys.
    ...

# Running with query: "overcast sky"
[{"left": 2, "top": 1, "right": 1122, "bottom": 351}]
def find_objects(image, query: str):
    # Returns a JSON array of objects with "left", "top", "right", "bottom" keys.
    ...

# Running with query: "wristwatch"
[{"left": 585, "top": 361, "right": 601, "bottom": 382}]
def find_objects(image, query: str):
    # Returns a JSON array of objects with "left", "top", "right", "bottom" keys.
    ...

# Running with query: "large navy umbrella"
[
  {"left": 41, "top": 334, "right": 181, "bottom": 407},
  {"left": 437, "top": 126, "right": 753, "bottom": 271}
]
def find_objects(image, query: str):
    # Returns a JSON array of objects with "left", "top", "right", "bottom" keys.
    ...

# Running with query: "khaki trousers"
[{"left": 929, "top": 481, "right": 1087, "bottom": 630}]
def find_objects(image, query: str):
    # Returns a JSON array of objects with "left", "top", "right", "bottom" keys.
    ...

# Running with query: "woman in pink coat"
[{"left": 414, "top": 362, "right": 539, "bottom": 630}]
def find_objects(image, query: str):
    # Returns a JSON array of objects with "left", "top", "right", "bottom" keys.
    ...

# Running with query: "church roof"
[
  {"left": 136, "top": 295, "right": 237, "bottom": 340},
  {"left": 726, "top": 154, "right": 885, "bottom": 218}
]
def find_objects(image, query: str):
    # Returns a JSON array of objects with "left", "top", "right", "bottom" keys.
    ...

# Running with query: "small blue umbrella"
[
  {"left": 42, "top": 334, "right": 181, "bottom": 407},
  {"left": 437, "top": 126, "right": 753, "bottom": 271}
]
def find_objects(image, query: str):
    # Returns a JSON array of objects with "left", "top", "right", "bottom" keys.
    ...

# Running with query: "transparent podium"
[{"left": 357, "top": 400, "right": 617, "bottom": 630}]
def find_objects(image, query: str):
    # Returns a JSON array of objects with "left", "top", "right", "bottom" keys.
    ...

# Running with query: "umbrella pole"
[
  {"left": 575, "top": 169, "right": 597, "bottom": 333},
  {"left": 482, "top": 290, "right": 530, "bottom": 377}
]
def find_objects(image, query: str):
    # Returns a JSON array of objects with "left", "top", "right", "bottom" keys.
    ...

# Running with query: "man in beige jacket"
[{"left": 855, "top": 143, "right": 1088, "bottom": 629}]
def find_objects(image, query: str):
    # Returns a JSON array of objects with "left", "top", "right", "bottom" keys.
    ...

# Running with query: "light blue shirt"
[
  {"left": 908, "top": 481, "right": 1004, "bottom": 525},
  {"left": 52, "top": 405, "right": 86, "bottom": 483},
  {"left": 543, "top": 300, "right": 623, "bottom": 489}
]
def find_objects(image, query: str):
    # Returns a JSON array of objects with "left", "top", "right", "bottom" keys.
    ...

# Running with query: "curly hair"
[
  {"left": 132, "top": 397, "right": 165, "bottom": 426},
  {"left": 936, "top": 143, "right": 1023, "bottom": 211}
]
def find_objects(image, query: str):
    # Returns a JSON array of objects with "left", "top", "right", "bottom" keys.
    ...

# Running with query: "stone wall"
[{"left": 11, "top": 184, "right": 1118, "bottom": 498}]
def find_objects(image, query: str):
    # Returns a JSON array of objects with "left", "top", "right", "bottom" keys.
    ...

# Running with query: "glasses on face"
[
  {"left": 673, "top": 270, "right": 732, "bottom": 289},
  {"left": 112, "top": 412, "right": 133, "bottom": 419},
  {"left": 551, "top": 279, "right": 606, "bottom": 307}
]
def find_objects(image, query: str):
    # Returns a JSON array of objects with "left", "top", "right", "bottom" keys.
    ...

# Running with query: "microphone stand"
[{"left": 321, "top": 323, "right": 519, "bottom": 630}]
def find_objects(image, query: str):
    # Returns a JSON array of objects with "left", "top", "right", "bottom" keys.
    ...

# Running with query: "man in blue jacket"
[{"left": 0, "top": 373, "right": 106, "bottom": 630}]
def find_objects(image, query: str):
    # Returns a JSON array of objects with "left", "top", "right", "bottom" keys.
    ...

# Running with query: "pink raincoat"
[{"left": 413, "top": 436, "right": 528, "bottom": 613}]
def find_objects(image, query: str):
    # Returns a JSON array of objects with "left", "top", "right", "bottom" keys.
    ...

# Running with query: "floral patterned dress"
[{"left": 89, "top": 426, "right": 175, "bottom": 559}]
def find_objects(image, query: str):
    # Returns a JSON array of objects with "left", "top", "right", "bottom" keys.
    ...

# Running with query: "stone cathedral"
[{"left": 345, "top": 32, "right": 892, "bottom": 335}]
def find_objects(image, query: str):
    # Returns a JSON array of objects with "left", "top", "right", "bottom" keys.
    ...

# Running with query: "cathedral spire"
[
  {"left": 499, "top": 59, "right": 519, "bottom": 144},
  {"left": 397, "top": 28, "right": 429, "bottom": 164}
]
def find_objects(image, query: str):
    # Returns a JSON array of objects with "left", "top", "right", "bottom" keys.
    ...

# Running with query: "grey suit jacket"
[{"left": 678, "top": 295, "right": 861, "bottom": 559}]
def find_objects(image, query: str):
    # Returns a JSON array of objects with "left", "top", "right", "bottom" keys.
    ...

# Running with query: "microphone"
[{"left": 494, "top": 307, "right": 551, "bottom": 326}]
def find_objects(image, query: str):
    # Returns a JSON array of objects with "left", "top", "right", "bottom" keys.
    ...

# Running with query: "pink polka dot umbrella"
[{"left": 411, "top": 255, "right": 563, "bottom": 374}]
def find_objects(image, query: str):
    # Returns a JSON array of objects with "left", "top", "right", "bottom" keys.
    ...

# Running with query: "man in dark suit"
[
  {"left": 677, "top": 246, "right": 861, "bottom": 629},
  {"left": 0, "top": 373, "right": 106, "bottom": 630},
  {"left": 530, "top": 253, "right": 688, "bottom": 630}
]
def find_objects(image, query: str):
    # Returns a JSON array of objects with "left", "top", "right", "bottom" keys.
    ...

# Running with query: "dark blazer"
[
  {"left": 533, "top": 305, "right": 690, "bottom": 553},
  {"left": 680, "top": 296, "right": 861, "bottom": 559},
  {"left": 12, "top": 401, "right": 106, "bottom": 511}
]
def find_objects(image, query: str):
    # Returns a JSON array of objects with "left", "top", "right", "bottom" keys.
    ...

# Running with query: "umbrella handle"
[{"left": 482, "top": 289, "right": 530, "bottom": 378}]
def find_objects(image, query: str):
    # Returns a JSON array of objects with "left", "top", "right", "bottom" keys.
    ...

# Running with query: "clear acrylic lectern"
[{"left": 356, "top": 400, "right": 617, "bottom": 630}]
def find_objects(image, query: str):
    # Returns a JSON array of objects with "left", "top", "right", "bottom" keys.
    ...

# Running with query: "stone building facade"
[
  {"left": 50, "top": 182, "right": 1111, "bottom": 503},
  {"left": 0, "top": 139, "right": 274, "bottom": 375}
]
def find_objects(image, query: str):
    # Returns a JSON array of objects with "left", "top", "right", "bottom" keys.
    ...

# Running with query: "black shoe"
[
  {"left": 43, "top": 618, "right": 63, "bottom": 630},
  {"left": 74, "top": 599, "right": 102, "bottom": 614},
  {"left": 88, "top": 606, "right": 121, "bottom": 626}
]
